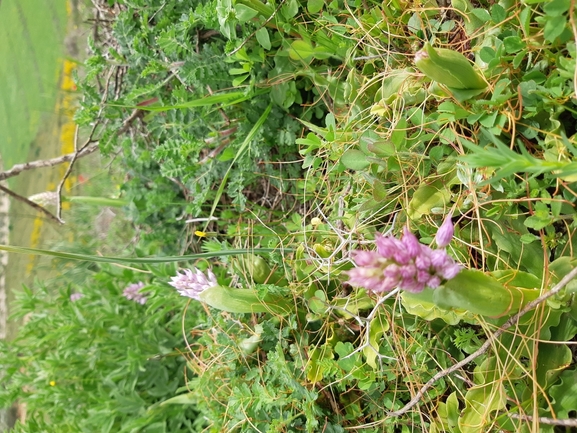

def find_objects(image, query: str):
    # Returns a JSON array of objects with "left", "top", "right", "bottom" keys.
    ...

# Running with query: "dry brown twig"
[
  {"left": 0, "top": 184, "right": 62, "bottom": 224},
  {"left": 0, "top": 144, "right": 99, "bottom": 182},
  {"left": 387, "top": 266, "right": 577, "bottom": 418}
]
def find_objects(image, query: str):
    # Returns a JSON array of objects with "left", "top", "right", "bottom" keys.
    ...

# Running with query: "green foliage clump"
[
  {"left": 6, "top": 0, "right": 577, "bottom": 432},
  {"left": 0, "top": 262, "right": 204, "bottom": 432}
]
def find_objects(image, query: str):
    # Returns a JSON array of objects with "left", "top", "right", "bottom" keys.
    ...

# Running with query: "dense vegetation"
[{"left": 2, "top": 0, "right": 577, "bottom": 431}]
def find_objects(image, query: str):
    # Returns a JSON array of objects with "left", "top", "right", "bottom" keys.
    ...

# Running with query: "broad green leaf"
[
  {"left": 503, "top": 36, "right": 525, "bottom": 53},
  {"left": 543, "top": 0, "right": 570, "bottom": 16},
  {"left": 289, "top": 40, "right": 315, "bottom": 61},
  {"left": 306, "top": 344, "right": 333, "bottom": 382},
  {"left": 282, "top": 0, "right": 299, "bottom": 19},
  {"left": 340, "top": 149, "right": 370, "bottom": 170},
  {"left": 390, "top": 117, "right": 407, "bottom": 148},
  {"left": 549, "top": 369, "right": 577, "bottom": 418},
  {"left": 436, "top": 270, "right": 540, "bottom": 317},
  {"left": 459, "top": 359, "right": 507, "bottom": 433},
  {"left": 544, "top": 15, "right": 567, "bottom": 42},
  {"left": 490, "top": 4, "right": 506, "bottom": 23},
  {"left": 401, "top": 289, "right": 470, "bottom": 325},
  {"left": 407, "top": 183, "right": 451, "bottom": 220},
  {"left": 307, "top": 0, "right": 324, "bottom": 14},
  {"left": 255, "top": 27, "right": 271, "bottom": 50},
  {"left": 234, "top": 4, "right": 259, "bottom": 22},
  {"left": 335, "top": 342, "right": 360, "bottom": 372}
]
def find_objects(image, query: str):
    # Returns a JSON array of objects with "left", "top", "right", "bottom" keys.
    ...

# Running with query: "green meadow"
[{"left": 0, "top": 0, "right": 68, "bottom": 169}]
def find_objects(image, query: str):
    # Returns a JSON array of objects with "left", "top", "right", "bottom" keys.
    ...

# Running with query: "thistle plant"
[{"left": 347, "top": 215, "right": 461, "bottom": 293}]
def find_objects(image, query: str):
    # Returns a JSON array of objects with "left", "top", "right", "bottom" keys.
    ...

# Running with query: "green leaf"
[
  {"left": 471, "top": 8, "right": 491, "bottom": 23},
  {"left": 108, "top": 91, "right": 251, "bottom": 111},
  {"left": 503, "top": 36, "right": 525, "bottom": 53},
  {"left": 437, "top": 270, "right": 540, "bottom": 317},
  {"left": 255, "top": 27, "right": 271, "bottom": 50},
  {"left": 390, "top": 117, "right": 407, "bottom": 148},
  {"left": 306, "top": 344, "right": 333, "bottom": 382},
  {"left": 289, "top": 40, "right": 315, "bottom": 61},
  {"left": 205, "top": 103, "right": 273, "bottom": 228},
  {"left": 549, "top": 369, "right": 577, "bottom": 418},
  {"left": 544, "top": 15, "right": 568, "bottom": 42},
  {"left": 543, "top": 0, "right": 570, "bottom": 16},
  {"left": 160, "top": 392, "right": 196, "bottom": 405},
  {"left": 307, "top": 0, "right": 324, "bottom": 14},
  {"left": 282, "top": 0, "right": 299, "bottom": 19},
  {"left": 335, "top": 342, "right": 360, "bottom": 372},
  {"left": 524, "top": 214, "right": 553, "bottom": 230},
  {"left": 459, "top": 358, "right": 507, "bottom": 433},
  {"left": 340, "top": 149, "right": 370, "bottom": 170},
  {"left": 363, "top": 312, "right": 390, "bottom": 369},
  {"left": 401, "top": 288, "right": 470, "bottom": 325},
  {"left": 235, "top": 4, "right": 259, "bottom": 22},
  {"left": 490, "top": 4, "right": 506, "bottom": 23},
  {"left": 407, "top": 183, "right": 451, "bottom": 220}
]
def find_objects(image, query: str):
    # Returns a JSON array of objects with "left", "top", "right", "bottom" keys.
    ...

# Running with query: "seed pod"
[
  {"left": 414, "top": 43, "right": 486, "bottom": 90},
  {"left": 240, "top": 254, "right": 288, "bottom": 286}
]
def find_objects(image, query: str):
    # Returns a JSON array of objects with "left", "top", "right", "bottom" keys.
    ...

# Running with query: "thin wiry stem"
[{"left": 387, "top": 266, "right": 577, "bottom": 417}]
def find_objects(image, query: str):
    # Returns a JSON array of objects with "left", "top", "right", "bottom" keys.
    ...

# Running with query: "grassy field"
[{"left": 0, "top": 0, "right": 68, "bottom": 169}]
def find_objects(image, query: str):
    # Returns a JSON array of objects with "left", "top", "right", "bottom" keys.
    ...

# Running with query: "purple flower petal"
[
  {"left": 435, "top": 212, "right": 454, "bottom": 248},
  {"left": 123, "top": 282, "right": 149, "bottom": 305},
  {"left": 402, "top": 227, "right": 421, "bottom": 258},
  {"left": 169, "top": 268, "right": 218, "bottom": 300},
  {"left": 347, "top": 226, "right": 462, "bottom": 294}
]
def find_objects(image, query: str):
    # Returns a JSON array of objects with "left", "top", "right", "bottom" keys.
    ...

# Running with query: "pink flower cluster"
[
  {"left": 347, "top": 215, "right": 461, "bottom": 294},
  {"left": 169, "top": 268, "right": 218, "bottom": 300},
  {"left": 123, "top": 282, "right": 149, "bottom": 305}
]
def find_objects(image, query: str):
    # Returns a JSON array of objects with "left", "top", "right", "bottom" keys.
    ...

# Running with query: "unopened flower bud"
[{"left": 435, "top": 212, "right": 454, "bottom": 248}]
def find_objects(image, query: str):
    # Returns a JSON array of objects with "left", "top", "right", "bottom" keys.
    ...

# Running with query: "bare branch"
[
  {"left": 387, "top": 266, "right": 577, "bottom": 418},
  {"left": 0, "top": 184, "right": 63, "bottom": 224},
  {"left": 0, "top": 143, "right": 99, "bottom": 181},
  {"left": 507, "top": 412, "right": 577, "bottom": 427}
]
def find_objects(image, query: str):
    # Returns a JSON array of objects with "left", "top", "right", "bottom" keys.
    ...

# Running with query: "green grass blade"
[
  {"left": 0, "top": 245, "right": 293, "bottom": 265},
  {"left": 203, "top": 103, "right": 273, "bottom": 231},
  {"left": 107, "top": 91, "right": 249, "bottom": 112}
]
